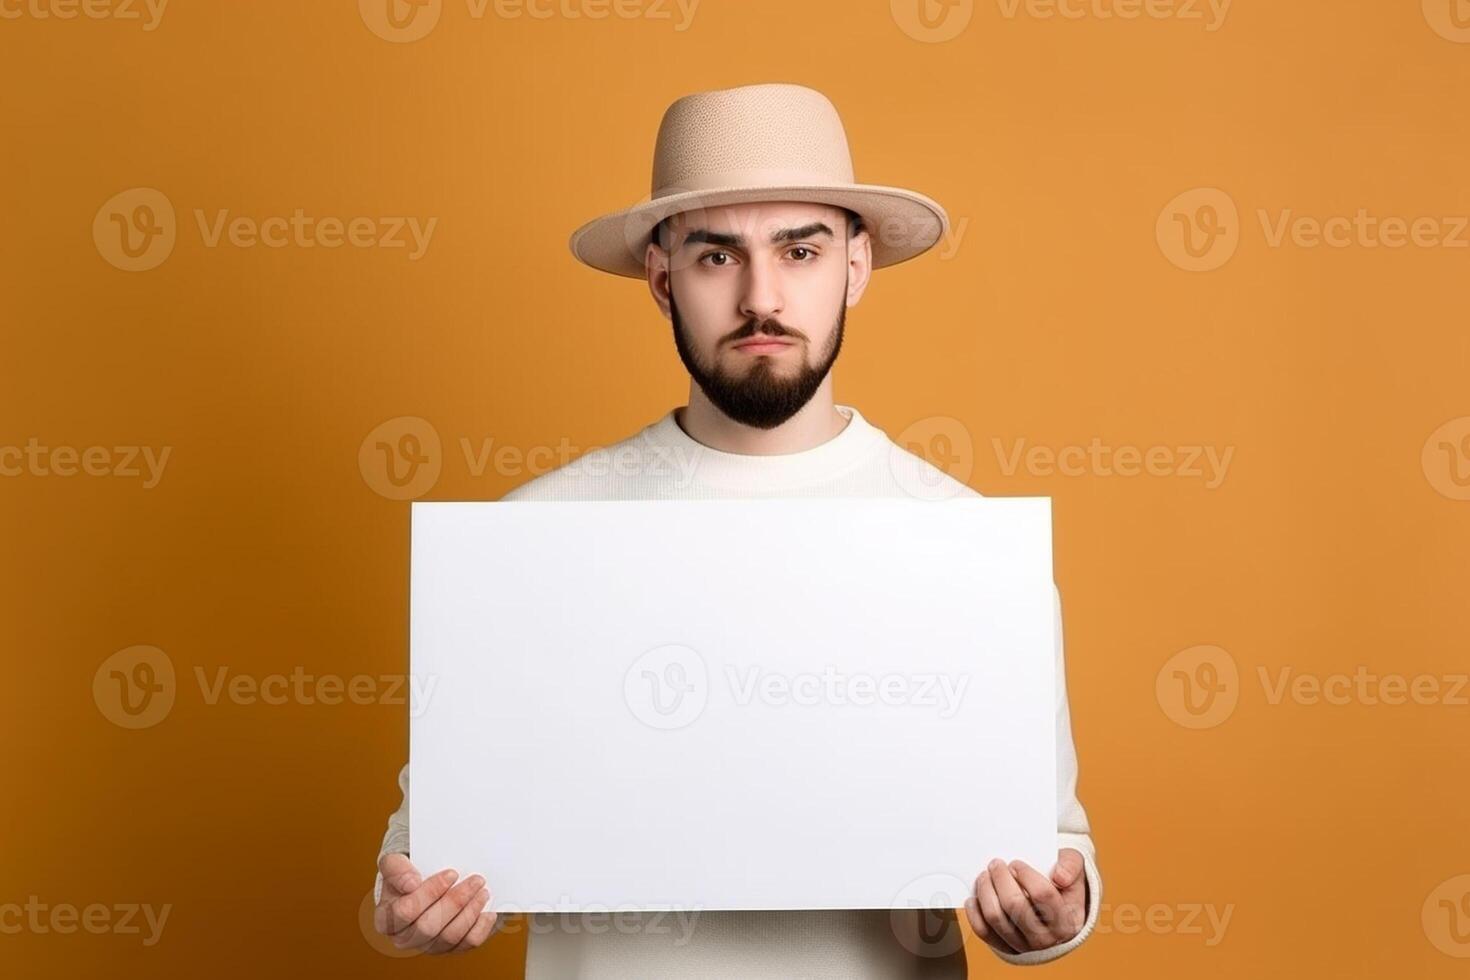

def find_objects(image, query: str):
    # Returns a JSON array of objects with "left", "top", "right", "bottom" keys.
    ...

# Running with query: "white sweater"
[{"left": 375, "top": 403, "right": 1102, "bottom": 976}]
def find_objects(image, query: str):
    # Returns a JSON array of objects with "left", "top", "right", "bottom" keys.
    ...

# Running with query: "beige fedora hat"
[{"left": 568, "top": 82, "right": 950, "bottom": 278}]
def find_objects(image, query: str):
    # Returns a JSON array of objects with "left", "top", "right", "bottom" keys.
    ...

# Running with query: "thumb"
[
  {"left": 1051, "top": 848, "right": 1084, "bottom": 889},
  {"left": 379, "top": 852, "right": 423, "bottom": 896}
]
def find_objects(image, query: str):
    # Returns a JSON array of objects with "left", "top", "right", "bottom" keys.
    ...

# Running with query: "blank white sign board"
[{"left": 410, "top": 496, "right": 1056, "bottom": 913}]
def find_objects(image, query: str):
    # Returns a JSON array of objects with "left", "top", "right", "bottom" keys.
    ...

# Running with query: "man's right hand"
[{"left": 374, "top": 853, "right": 497, "bottom": 954}]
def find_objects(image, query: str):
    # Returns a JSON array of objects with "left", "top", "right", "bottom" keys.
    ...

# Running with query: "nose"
[{"left": 737, "top": 254, "right": 784, "bottom": 325}]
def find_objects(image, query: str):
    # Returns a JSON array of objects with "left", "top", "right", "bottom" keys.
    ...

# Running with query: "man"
[{"left": 372, "top": 82, "right": 1102, "bottom": 975}]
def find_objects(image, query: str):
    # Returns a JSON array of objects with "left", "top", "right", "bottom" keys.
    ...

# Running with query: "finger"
[
  {"left": 374, "top": 854, "right": 421, "bottom": 936},
  {"left": 384, "top": 869, "right": 458, "bottom": 937},
  {"left": 1051, "top": 848, "right": 1084, "bottom": 890},
  {"left": 374, "top": 856, "right": 428, "bottom": 938},
  {"left": 976, "top": 869, "right": 1029, "bottom": 953},
  {"left": 988, "top": 859, "right": 1049, "bottom": 947},
  {"left": 450, "top": 907, "right": 500, "bottom": 954},
  {"left": 425, "top": 886, "right": 490, "bottom": 954},
  {"left": 1009, "top": 860, "right": 1064, "bottom": 929},
  {"left": 964, "top": 892, "right": 1017, "bottom": 955},
  {"left": 392, "top": 873, "right": 483, "bottom": 950},
  {"left": 378, "top": 852, "right": 422, "bottom": 899}
]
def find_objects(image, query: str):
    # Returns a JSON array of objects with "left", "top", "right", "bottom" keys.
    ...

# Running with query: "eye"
[
  {"left": 699, "top": 250, "right": 736, "bottom": 267},
  {"left": 788, "top": 246, "right": 817, "bottom": 262}
]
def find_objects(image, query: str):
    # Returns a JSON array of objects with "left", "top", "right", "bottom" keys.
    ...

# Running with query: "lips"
[{"left": 733, "top": 337, "right": 795, "bottom": 351}]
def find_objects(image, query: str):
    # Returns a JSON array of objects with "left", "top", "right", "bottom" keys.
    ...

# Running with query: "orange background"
[{"left": 3, "top": 0, "right": 1469, "bottom": 976}]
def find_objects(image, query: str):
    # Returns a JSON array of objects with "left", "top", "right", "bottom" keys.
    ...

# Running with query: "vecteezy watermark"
[
  {"left": 0, "top": 897, "right": 171, "bottom": 946},
  {"left": 1256, "top": 208, "right": 1470, "bottom": 250},
  {"left": 1158, "top": 187, "right": 1470, "bottom": 271},
  {"left": 1423, "top": 874, "right": 1470, "bottom": 958},
  {"left": 889, "top": 415, "right": 975, "bottom": 501},
  {"left": 1092, "top": 901, "right": 1234, "bottom": 945},
  {"left": 1156, "top": 187, "right": 1240, "bottom": 272},
  {"left": 92, "top": 187, "right": 176, "bottom": 272},
  {"left": 890, "top": 0, "right": 1229, "bottom": 43},
  {"left": 0, "top": 0, "right": 168, "bottom": 30},
  {"left": 358, "top": 0, "right": 442, "bottom": 41},
  {"left": 554, "top": 440, "right": 700, "bottom": 485},
  {"left": 508, "top": 904, "right": 703, "bottom": 944},
  {"left": 193, "top": 210, "right": 436, "bottom": 258},
  {"left": 0, "top": 439, "right": 171, "bottom": 488},
  {"left": 993, "top": 0, "right": 1230, "bottom": 30},
  {"left": 1422, "top": 416, "right": 1470, "bottom": 501},
  {"left": 726, "top": 665, "right": 971, "bottom": 717},
  {"left": 192, "top": 666, "right": 439, "bottom": 714},
  {"left": 1156, "top": 644, "right": 1239, "bottom": 729},
  {"left": 891, "top": 418, "right": 1235, "bottom": 494},
  {"left": 623, "top": 644, "right": 708, "bottom": 730},
  {"left": 993, "top": 437, "right": 1234, "bottom": 489},
  {"left": 468, "top": 0, "right": 700, "bottom": 28},
  {"left": 1423, "top": 0, "right": 1470, "bottom": 44},
  {"left": 1257, "top": 666, "right": 1470, "bottom": 708},
  {"left": 359, "top": 888, "right": 423, "bottom": 958},
  {"left": 1157, "top": 644, "right": 1470, "bottom": 729},
  {"left": 888, "top": 0, "right": 974, "bottom": 42},
  {"left": 361, "top": 887, "right": 703, "bottom": 956},
  {"left": 909, "top": 867, "right": 1247, "bottom": 963},
  {"left": 93, "top": 188, "right": 437, "bottom": 272},
  {"left": 359, "top": 416, "right": 443, "bottom": 501},
  {"left": 357, "top": 415, "right": 703, "bottom": 500},
  {"left": 888, "top": 872, "right": 971, "bottom": 958},
  {"left": 358, "top": 0, "right": 701, "bottom": 43},
  {"left": 623, "top": 644, "right": 972, "bottom": 730},
  {"left": 92, "top": 645, "right": 438, "bottom": 729},
  {"left": 93, "top": 645, "right": 176, "bottom": 729}
]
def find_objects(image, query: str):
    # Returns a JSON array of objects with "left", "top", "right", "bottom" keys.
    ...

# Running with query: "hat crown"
[
  {"left": 567, "top": 81, "right": 948, "bottom": 278},
  {"left": 650, "top": 83, "right": 855, "bottom": 198}
]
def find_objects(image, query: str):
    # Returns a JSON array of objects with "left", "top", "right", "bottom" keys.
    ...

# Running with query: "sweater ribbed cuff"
[{"left": 373, "top": 830, "right": 411, "bottom": 906}]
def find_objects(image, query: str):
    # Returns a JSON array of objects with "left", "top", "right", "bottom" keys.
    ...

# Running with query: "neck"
[{"left": 677, "top": 376, "right": 848, "bottom": 454}]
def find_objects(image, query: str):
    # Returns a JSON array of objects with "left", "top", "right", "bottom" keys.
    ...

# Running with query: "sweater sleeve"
[
  {"left": 372, "top": 762, "right": 412, "bottom": 905},
  {"left": 986, "top": 583, "right": 1103, "bottom": 966}
]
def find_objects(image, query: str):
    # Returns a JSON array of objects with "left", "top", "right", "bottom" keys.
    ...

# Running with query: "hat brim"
[{"left": 568, "top": 184, "right": 950, "bottom": 279}]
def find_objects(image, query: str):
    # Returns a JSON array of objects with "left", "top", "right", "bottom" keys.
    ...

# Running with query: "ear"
[
  {"left": 646, "top": 238, "right": 673, "bottom": 320},
  {"left": 846, "top": 225, "right": 873, "bottom": 308}
]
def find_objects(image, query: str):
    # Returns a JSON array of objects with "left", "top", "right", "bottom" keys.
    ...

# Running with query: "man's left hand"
[{"left": 964, "top": 847, "right": 1088, "bottom": 956}]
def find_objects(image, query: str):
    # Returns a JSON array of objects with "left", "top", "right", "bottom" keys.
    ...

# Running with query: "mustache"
[{"left": 724, "top": 318, "right": 806, "bottom": 344}]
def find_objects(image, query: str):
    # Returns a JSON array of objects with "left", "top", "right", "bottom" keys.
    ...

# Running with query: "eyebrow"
[{"left": 678, "top": 222, "right": 835, "bottom": 250}]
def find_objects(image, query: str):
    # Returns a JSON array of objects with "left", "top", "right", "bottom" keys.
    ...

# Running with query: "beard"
[{"left": 669, "top": 283, "right": 846, "bottom": 430}]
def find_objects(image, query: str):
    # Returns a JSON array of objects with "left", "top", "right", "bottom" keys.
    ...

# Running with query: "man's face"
[{"left": 649, "top": 201, "right": 870, "bottom": 430}]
